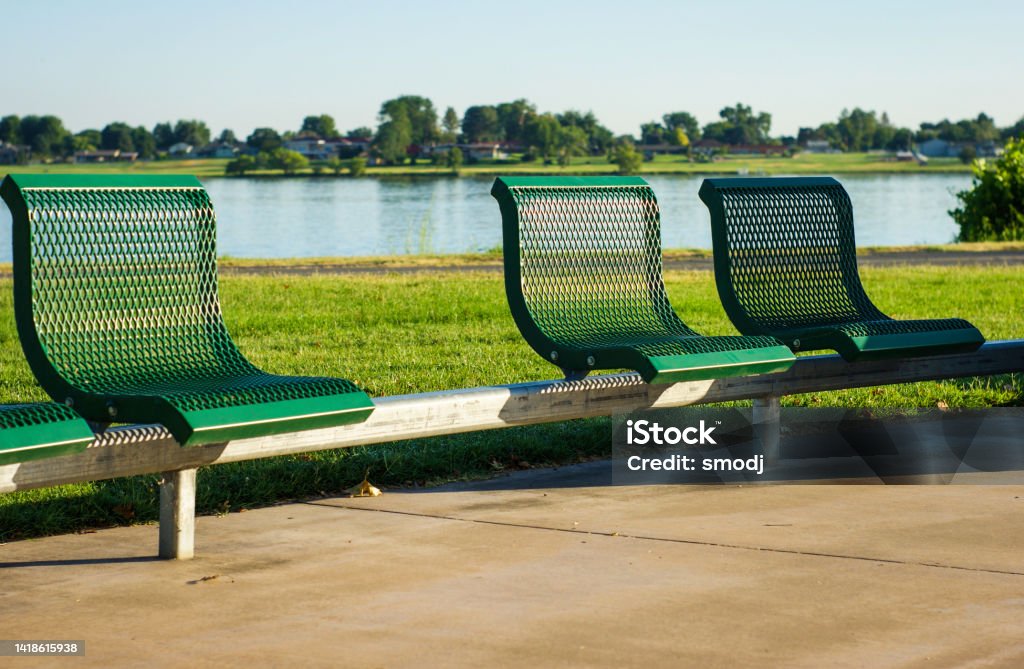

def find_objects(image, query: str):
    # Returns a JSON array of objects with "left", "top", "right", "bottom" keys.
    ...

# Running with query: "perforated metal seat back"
[
  {"left": 2, "top": 174, "right": 373, "bottom": 445},
  {"left": 700, "top": 177, "right": 884, "bottom": 333},
  {"left": 493, "top": 176, "right": 698, "bottom": 349},
  {"left": 6, "top": 175, "right": 256, "bottom": 393}
]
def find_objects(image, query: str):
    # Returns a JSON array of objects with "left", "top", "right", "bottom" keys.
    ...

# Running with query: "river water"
[{"left": 0, "top": 173, "right": 971, "bottom": 260}]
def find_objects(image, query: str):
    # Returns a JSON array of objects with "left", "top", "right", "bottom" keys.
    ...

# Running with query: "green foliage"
[
  {"left": 346, "top": 127, "right": 373, "bottom": 140},
  {"left": 556, "top": 125, "right": 588, "bottom": 166},
  {"left": 19, "top": 115, "right": 69, "bottom": 158},
  {"left": 300, "top": 114, "right": 339, "bottom": 139},
  {"left": 497, "top": 99, "right": 536, "bottom": 145},
  {"left": 524, "top": 113, "right": 560, "bottom": 160},
  {"left": 446, "top": 146, "right": 463, "bottom": 173},
  {"left": 325, "top": 157, "right": 344, "bottom": 175},
  {"left": 612, "top": 141, "right": 643, "bottom": 175},
  {"left": 702, "top": 103, "right": 771, "bottom": 145},
  {"left": 225, "top": 154, "right": 257, "bottom": 175},
  {"left": 918, "top": 113, "right": 1000, "bottom": 143},
  {"left": 951, "top": 138, "right": 1024, "bottom": 241},
  {"left": 247, "top": 127, "right": 283, "bottom": 152},
  {"left": 69, "top": 130, "right": 100, "bottom": 152},
  {"left": 958, "top": 145, "right": 977, "bottom": 165},
  {"left": 379, "top": 96, "right": 438, "bottom": 145},
  {"left": 441, "top": 106, "right": 460, "bottom": 143},
  {"left": 373, "top": 104, "right": 413, "bottom": 164},
  {"left": 101, "top": 122, "right": 134, "bottom": 152},
  {"left": 348, "top": 156, "right": 367, "bottom": 177},
  {"left": 269, "top": 148, "right": 309, "bottom": 174},
  {"left": 152, "top": 122, "right": 175, "bottom": 150},
  {"left": 462, "top": 105, "right": 501, "bottom": 143},
  {"left": 662, "top": 111, "right": 700, "bottom": 142},
  {"left": 556, "top": 110, "right": 613, "bottom": 153},
  {"left": 0, "top": 115, "right": 22, "bottom": 144},
  {"left": 172, "top": 119, "right": 210, "bottom": 148},
  {"left": 218, "top": 128, "right": 238, "bottom": 144}
]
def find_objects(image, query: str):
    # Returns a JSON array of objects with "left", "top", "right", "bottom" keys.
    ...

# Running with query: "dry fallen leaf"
[
  {"left": 347, "top": 474, "right": 381, "bottom": 498},
  {"left": 937, "top": 400, "right": 949, "bottom": 411}
]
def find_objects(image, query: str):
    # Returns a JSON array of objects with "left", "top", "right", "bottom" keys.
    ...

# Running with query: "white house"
[{"left": 168, "top": 142, "right": 194, "bottom": 156}]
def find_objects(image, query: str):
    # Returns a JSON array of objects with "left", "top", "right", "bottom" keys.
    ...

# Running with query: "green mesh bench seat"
[
  {"left": 699, "top": 176, "right": 985, "bottom": 361},
  {"left": 491, "top": 176, "right": 795, "bottom": 384},
  {"left": 0, "top": 174, "right": 374, "bottom": 447},
  {"left": 0, "top": 402, "right": 94, "bottom": 465}
]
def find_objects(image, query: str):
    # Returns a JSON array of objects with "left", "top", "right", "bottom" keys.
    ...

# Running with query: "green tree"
[
  {"left": 247, "top": 127, "right": 283, "bottom": 152},
  {"left": 836, "top": 108, "right": 880, "bottom": 152},
  {"left": 225, "top": 154, "right": 257, "bottom": 175},
  {"left": 269, "top": 148, "right": 309, "bottom": 174},
  {"left": 886, "top": 128, "right": 913, "bottom": 151},
  {"left": 325, "top": 157, "right": 345, "bottom": 175},
  {"left": 300, "top": 114, "right": 339, "bottom": 139},
  {"left": 1002, "top": 116, "right": 1024, "bottom": 141},
  {"left": 950, "top": 138, "right": 1024, "bottom": 241},
  {"left": 71, "top": 129, "right": 101, "bottom": 152},
  {"left": 0, "top": 115, "right": 21, "bottom": 144},
  {"left": 556, "top": 125, "right": 588, "bottom": 166},
  {"left": 347, "top": 127, "right": 373, "bottom": 140},
  {"left": 702, "top": 103, "right": 771, "bottom": 145},
  {"left": 462, "top": 105, "right": 501, "bottom": 143},
  {"left": 173, "top": 119, "right": 211, "bottom": 147},
  {"left": 612, "top": 140, "right": 643, "bottom": 175},
  {"left": 153, "top": 122, "right": 175, "bottom": 150},
  {"left": 497, "top": 99, "right": 536, "bottom": 145},
  {"left": 441, "top": 107, "right": 460, "bottom": 143},
  {"left": 379, "top": 96, "right": 438, "bottom": 145},
  {"left": 640, "top": 122, "right": 668, "bottom": 145},
  {"left": 662, "top": 111, "right": 700, "bottom": 142},
  {"left": 101, "top": 122, "right": 135, "bottom": 152},
  {"left": 218, "top": 129, "right": 238, "bottom": 144},
  {"left": 524, "top": 113, "right": 560, "bottom": 160},
  {"left": 557, "top": 109, "right": 613, "bottom": 153},
  {"left": 132, "top": 126, "right": 156, "bottom": 158},
  {"left": 373, "top": 104, "right": 413, "bottom": 164},
  {"left": 348, "top": 157, "right": 367, "bottom": 176},
  {"left": 20, "top": 115, "right": 70, "bottom": 157},
  {"left": 446, "top": 146, "right": 463, "bottom": 173}
]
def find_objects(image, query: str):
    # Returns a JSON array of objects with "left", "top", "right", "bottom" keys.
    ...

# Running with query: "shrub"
[{"left": 950, "top": 138, "right": 1024, "bottom": 241}]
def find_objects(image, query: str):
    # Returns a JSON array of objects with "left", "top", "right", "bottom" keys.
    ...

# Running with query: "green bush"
[
  {"left": 612, "top": 141, "right": 643, "bottom": 175},
  {"left": 951, "top": 138, "right": 1024, "bottom": 241}
]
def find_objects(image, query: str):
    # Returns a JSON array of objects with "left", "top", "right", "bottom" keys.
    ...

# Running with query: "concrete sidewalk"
[{"left": 2, "top": 464, "right": 1023, "bottom": 667}]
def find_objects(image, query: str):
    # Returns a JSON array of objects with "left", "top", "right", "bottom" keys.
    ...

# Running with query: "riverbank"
[
  {"left": 0, "top": 263, "right": 1020, "bottom": 541},
  {"left": 2, "top": 151, "right": 971, "bottom": 179}
]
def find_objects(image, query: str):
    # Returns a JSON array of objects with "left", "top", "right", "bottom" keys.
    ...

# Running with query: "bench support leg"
[
  {"left": 159, "top": 468, "right": 197, "bottom": 560},
  {"left": 753, "top": 395, "right": 781, "bottom": 464}
]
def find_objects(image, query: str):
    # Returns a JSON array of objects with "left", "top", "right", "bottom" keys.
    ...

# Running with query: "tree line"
[{"left": 2, "top": 99, "right": 1022, "bottom": 165}]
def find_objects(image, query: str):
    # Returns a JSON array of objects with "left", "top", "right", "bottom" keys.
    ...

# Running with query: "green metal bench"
[
  {"left": 0, "top": 174, "right": 374, "bottom": 447},
  {"left": 699, "top": 176, "right": 985, "bottom": 361},
  {"left": 0, "top": 402, "right": 94, "bottom": 465},
  {"left": 491, "top": 176, "right": 795, "bottom": 383}
]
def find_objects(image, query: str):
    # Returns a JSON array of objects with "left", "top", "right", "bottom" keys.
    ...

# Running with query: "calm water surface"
[{"left": 0, "top": 174, "right": 970, "bottom": 260}]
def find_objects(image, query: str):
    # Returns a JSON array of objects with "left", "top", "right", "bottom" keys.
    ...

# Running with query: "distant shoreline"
[{"left": 1, "top": 153, "right": 973, "bottom": 179}]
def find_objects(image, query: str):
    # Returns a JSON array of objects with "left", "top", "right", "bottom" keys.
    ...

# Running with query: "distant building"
[
  {"left": 74, "top": 149, "right": 138, "bottom": 163},
  {"left": 803, "top": 140, "right": 837, "bottom": 153},
  {"left": 0, "top": 142, "right": 30, "bottom": 164},
  {"left": 918, "top": 138, "right": 1003, "bottom": 159},
  {"left": 168, "top": 142, "right": 194, "bottom": 156},
  {"left": 429, "top": 142, "right": 511, "bottom": 161},
  {"left": 196, "top": 142, "right": 239, "bottom": 159},
  {"left": 284, "top": 137, "right": 331, "bottom": 160}
]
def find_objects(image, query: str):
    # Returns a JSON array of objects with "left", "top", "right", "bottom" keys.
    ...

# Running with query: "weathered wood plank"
[{"left": 1, "top": 340, "right": 1021, "bottom": 494}]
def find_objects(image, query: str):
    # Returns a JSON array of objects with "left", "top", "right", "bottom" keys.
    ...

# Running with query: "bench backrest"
[
  {"left": 699, "top": 176, "right": 884, "bottom": 334},
  {"left": 0, "top": 174, "right": 258, "bottom": 400},
  {"left": 491, "top": 176, "right": 696, "bottom": 350}
]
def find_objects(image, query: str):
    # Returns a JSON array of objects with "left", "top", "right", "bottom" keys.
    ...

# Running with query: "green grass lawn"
[
  {"left": 2, "top": 151, "right": 970, "bottom": 180},
  {"left": 0, "top": 265, "right": 1020, "bottom": 540}
]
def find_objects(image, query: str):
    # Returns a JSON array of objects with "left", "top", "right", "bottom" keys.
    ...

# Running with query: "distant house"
[
  {"left": 74, "top": 149, "right": 138, "bottom": 163},
  {"left": 429, "top": 142, "right": 510, "bottom": 161},
  {"left": 284, "top": 138, "right": 332, "bottom": 160},
  {"left": 726, "top": 144, "right": 787, "bottom": 156},
  {"left": 918, "top": 138, "right": 956, "bottom": 158},
  {"left": 0, "top": 142, "right": 30, "bottom": 164},
  {"left": 168, "top": 142, "right": 194, "bottom": 156},
  {"left": 804, "top": 140, "right": 837, "bottom": 153},
  {"left": 196, "top": 142, "right": 239, "bottom": 159}
]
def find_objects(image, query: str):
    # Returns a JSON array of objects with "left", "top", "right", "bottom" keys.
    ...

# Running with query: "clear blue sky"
[{"left": 3, "top": 0, "right": 1021, "bottom": 138}]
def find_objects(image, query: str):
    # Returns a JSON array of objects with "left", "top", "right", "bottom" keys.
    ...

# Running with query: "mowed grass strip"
[{"left": 0, "top": 266, "right": 1021, "bottom": 541}]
